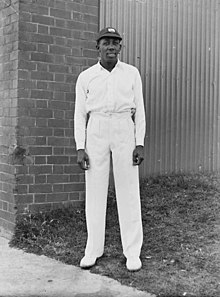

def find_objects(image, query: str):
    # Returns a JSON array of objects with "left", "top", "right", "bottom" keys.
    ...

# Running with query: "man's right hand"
[{"left": 77, "top": 149, "right": 90, "bottom": 170}]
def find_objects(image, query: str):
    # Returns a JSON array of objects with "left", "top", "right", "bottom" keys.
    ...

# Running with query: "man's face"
[{"left": 97, "top": 37, "right": 122, "bottom": 64}]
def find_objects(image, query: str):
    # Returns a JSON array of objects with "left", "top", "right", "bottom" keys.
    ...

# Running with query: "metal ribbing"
[{"left": 99, "top": 0, "right": 220, "bottom": 176}]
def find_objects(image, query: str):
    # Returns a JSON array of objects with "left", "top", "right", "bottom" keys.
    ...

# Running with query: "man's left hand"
[{"left": 133, "top": 145, "right": 144, "bottom": 166}]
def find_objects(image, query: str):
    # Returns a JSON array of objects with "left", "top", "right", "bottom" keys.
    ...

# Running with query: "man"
[{"left": 74, "top": 27, "right": 146, "bottom": 271}]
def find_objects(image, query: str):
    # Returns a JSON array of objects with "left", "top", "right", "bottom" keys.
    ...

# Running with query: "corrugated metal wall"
[{"left": 99, "top": 0, "right": 220, "bottom": 176}]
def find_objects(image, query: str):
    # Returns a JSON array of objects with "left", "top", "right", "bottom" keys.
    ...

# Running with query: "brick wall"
[
  {"left": 0, "top": 0, "right": 19, "bottom": 236},
  {"left": 0, "top": 0, "right": 99, "bottom": 236}
]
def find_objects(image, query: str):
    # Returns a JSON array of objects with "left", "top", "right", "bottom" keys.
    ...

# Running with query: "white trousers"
[{"left": 84, "top": 111, "right": 143, "bottom": 259}]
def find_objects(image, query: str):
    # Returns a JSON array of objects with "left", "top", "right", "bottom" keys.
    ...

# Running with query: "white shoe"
[
  {"left": 80, "top": 255, "right": 97, "bottom": 269},
  {"left": 126, "top": 257, "right": 142, "bottom": 271}
]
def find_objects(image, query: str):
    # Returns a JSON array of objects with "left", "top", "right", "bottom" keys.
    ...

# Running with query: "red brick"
[
  {"left": 31, "top": 71, "right": 53, "bottom": 81},
  {"left": 64, "top": 110, "right": 73, "bottom": 119},
  {"left": 47, "top": 193, "right": 68, "bottom": 202},
  {"left": 48, "top": 82, "right": 70, "bottom": 92},
  {"left": 84, "top": 14, "right": 98, "bottom": 25},
  {"left": 15, "top": 194, "right": 34, "bottom": 204},
  {"left": 18, "top": 69, "right": 29, "bottom": 79},
  {"left": 31, "top": 52, "right": 54, "bottom": 63},
  {"left": 67, "top": 20, "right": 87, "bottom": 31},
  {"left": 83, "top": 49, "right": 97, "bottom": 59},
  {"left": 53, "top": 165, "right": 64, "bottom": 174},
  {"left": 18, "top": 98, "right": 35, "bottom": 108},
  {"left": 18, "top": 117, "right": 35, "bottom": 127},
  {"left": 38, "top": 25, "right": 49, "bottom": 35},
  {"left": 29, "top": 184, "right": 52, "bottom": 193},
  {"left": 53, "top": 147, "right": 64, "bottom": 155},
  {"left": 18, "top": 59, "right": 36, "bottom": 70},
  {"left": 54, "top": 0, "right": 66, "bottom": 10},
  {"left": 31, "top": 90, "right": 53, "bottom": 99},
  {"left": 35, "top": 175, "right": 46, "bottom": 184},
  {"left": 47, "top": 175, "right": 69, "bottom": 183},
  {"left": 20, "top": 12, "right": 31, "bottom": 22},
  {"left": 50, "top": 27, "right": 71, "bottom": 38},
  {"left": 36, "top": 118, "right": 47, "bottom": 127},
  {"left": 55, "top": 73, "right": 65, "bottom": 82},
  {"left": 31, "top": 0, "right": 54, "bottom": 7},
  {"left": 37, "top": 81, "right": 48, "bottom": 90},
  {"left": 30, "top": 108, "right": 52, "bottom": 118},
  {"left": 20, "top": 3, "right": 49, "bottom": 16},
  {"left": 49, "top": 45, "right": 71, "bottom": 55},
  {"left": 84, "top": 0, "right": 99, "bottom": 7},
  {"left": 3, "top": 202, "right": 8, "bottom": 211},
  {"left": 49, "top": 64, "right": 68, "bottom": 73},
  {"left": 50, "top": 8, "right": 71, "bottom": 20},
  {"left": 37, "top": 43, "right": 49, "bottom": 53},
  {"left": 48, "top": 119, "right": 69, "bottom": 128},
  {"left": 30, "top": 33, "right": 53, "bottom": 44},
  {"left": 47, "top": 156, "right": 68, "bottom": 164},
  {"left": 37, "top": 62, "right": 48, "bottom": 71},
  {"left": 66, "top": 56, "right": 87, "bottom": 66},
  {"left": 55, "top": 19, "right": 65, "bottom": 28},
  {"left": 64, "top": 183, "right": 84, "bottom": 192},
  {"left": 54, "top": 55, "right": 65, "bottom": 64},
  {"left": 29, "top": 146, "right": 52, "bottom": 156},
  {"left": 49, "top": 137, "right": 69, "bottom": 146},
  {"left": 19, "top": 41, "right": 37, "bottom": 52},
  {"left": 16, "top": 175, "right": 34, "bottom": 184},
  {"left": 0, "top": 0, "right": 100, "bottom": 226},
  {"left": 0, "top": 210, "right": 15, "bottom": 223},
  {"left": 29, "top": 165, "right": 52, "bottom": 174},
  {"left": 69, "top": 192, "right": 80, "bottom": 201},
  {"left": 49, "top": 100, "right": 70, "bottom": 110},
  {"left": 70, "top": 174, "right": 80, "bottom": 182},
  {"left": 35, "top": 137, "right": 47, "bottom": 145},
  {"left": 8, "top": 203, "right": 17, "bottom": 213},
  {"left": 64, "top": 165, "right": 78, "bottom": 174},
  {"left": 18, "top": 79, "right": 36, "bottom": 89},
  {"left": 65, "top": 74, "right": 76, "bottom": 84},
  {"left": 79, "top": 191, "right": 85, "bottom": 201},
  {"left": 54, "top": 129, "right": 65, "bottom": 137},
  {"left": 65, "top": 93, "right": 75, "bottom": 101},
  {"left": 14, "top": 185, "right": 28, "bottom": 194},
  {"left": 53, "top": 37, "right": 65, "bottom": 47},
  {"left": 66, "top": 2, "right": 81, "bottom": 11},
  {"left": 35, "top": 156, "right": 47, "bottom": 164},
  {"left": 34, "top": 194, "right": 47, "bottom": 203},
  {"left": 19, "top": 21, "right": 37, "bottom": 33},
  {"left": 28, "top": 203, "right": 52, "bottom": 213},
  {"left": 36, "top": 99, "right": 48, "bottom": 108},
  {"left": 32, "top": 14, "right": 55, "bottom": 26},
  {"left": 65, "top": 147, "right": 74, "bottom": 155},
  {"left": 53, "top": 184, "right": 64, "bottom": 192}
]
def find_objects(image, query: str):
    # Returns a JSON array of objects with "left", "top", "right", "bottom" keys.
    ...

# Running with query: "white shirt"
[{"left": 74, "top": 60, "right": 146, "bottom": 150}]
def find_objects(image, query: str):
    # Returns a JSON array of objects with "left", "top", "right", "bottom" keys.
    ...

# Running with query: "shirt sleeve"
[
  {"left": 74, "top": 73, "right": 87, "bottom": 150},
  {"left": 133, "top": 68, "right": 146, "bottom": 146}
]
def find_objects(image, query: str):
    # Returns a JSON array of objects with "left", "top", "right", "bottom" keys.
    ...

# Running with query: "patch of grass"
[{"left": 10, "top": 173, "right": 220, "bottom": 297}]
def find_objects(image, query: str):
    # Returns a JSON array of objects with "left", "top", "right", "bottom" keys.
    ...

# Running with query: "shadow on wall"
[{"left": 9, "top": 146, "right": 33, "bottom": 165}]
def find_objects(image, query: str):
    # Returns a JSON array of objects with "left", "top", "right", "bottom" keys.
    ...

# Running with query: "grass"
[{"left": 10, "top": 173, "right": 220, "bottom": 297}]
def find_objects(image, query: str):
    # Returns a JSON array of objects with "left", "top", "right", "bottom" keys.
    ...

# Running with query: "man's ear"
[{"left": 96, "top": 44, "right": 100, "bottom": 50}]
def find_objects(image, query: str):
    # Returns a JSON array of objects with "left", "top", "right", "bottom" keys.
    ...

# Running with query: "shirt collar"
[{"left": 97, "top": 59, "right": 121, "bottom": 71}]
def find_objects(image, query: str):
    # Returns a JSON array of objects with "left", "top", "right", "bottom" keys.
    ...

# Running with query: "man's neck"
[{"left": 100, "top": 60, "right": 118, "bottom": 72}]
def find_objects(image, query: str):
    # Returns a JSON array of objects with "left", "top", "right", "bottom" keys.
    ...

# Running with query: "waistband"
[{"left": 89, "top": 110, "right": 133, "bottom": 119}]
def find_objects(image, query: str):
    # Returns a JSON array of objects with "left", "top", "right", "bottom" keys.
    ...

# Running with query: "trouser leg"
[
  {"left": 84, "top": 117, "right": 110, "bottom": 257},
  {"left": 111, "top": 117, "right": 143, "bottom": 258}
]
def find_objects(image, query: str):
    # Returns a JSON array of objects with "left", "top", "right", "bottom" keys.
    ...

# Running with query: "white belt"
[{"left": 89, "top": 110, "right": 134, "bottom": 119}]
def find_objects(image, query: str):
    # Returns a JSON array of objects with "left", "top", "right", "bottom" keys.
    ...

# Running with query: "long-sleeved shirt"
[{"left": 74, "top": 60, "right": 146, "bottom": 150}]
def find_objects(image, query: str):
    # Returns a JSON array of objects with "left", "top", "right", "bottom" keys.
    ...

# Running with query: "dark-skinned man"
[{"left": 74, "top": 27, "right": 146, "bottom": 271}]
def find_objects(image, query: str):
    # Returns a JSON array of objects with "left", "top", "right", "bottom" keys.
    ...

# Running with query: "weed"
[{"left": 10, "top": 173, "right": 220, "bottom": 297}]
